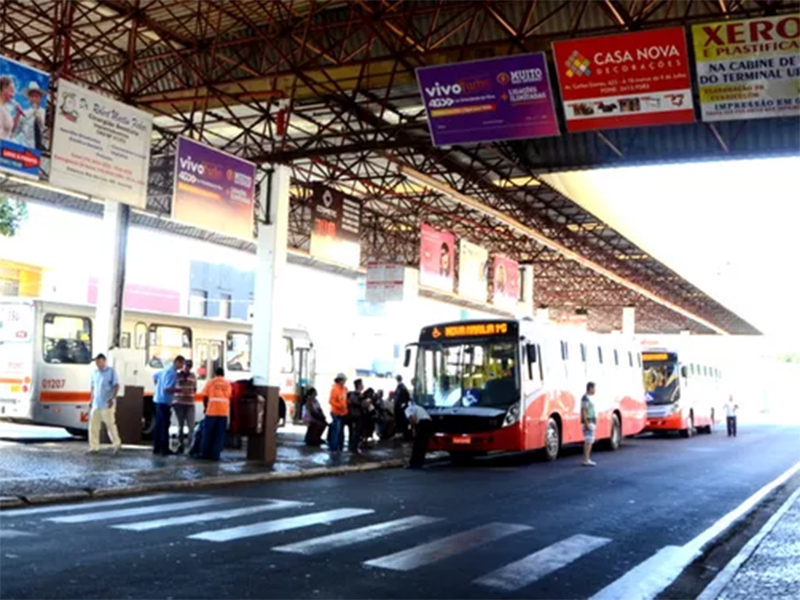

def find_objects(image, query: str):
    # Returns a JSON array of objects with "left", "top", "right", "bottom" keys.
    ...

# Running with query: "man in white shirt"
[
  {"left": 405, "top": 402, "right": 432, "bottom": 469},
  {"left": 725, "top": 395, "right": 739, "bottom": 438}
]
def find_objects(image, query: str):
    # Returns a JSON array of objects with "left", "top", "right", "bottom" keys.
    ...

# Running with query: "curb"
[{"left": 7, "top": 458, "right": 408, "bottom": 507}]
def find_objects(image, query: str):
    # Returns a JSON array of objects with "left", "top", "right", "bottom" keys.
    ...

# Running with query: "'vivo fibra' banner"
[
  {"left": 0, "top": 55, "right": 50, "bottom": 178},
  {"left": 416, "top": 52, "right": 559, "bottom": 146},
  {"left": 172, "top": 137, "right": 256, "bottom": 240},
  {"left": 552, "top": 28, "right": 694, "bottom": 132},
  {"left": 51, "top": 80, "right": 153, "bottom": 207},
  {"left": 692, "top": 14, "right": 800, "bottom": 122},
  {"left": 309, "top": 184, "right": 362, "bottom": 268}
]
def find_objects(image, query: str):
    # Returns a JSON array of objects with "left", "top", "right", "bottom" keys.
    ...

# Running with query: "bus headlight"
[{"left": 503, "top": 402, "right": 521, "bottom": 427}]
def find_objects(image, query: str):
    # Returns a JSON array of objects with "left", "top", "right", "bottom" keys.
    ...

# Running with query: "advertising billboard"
[
  {"left": 0, "top": 55, "right": 49, "bottom": 178},
  {"left": 172, "top": 136, "right": 256, "bottom": 240},
  {"left": 416, "top": 52, "right": 559, "bottom": 146},
  {"left": 692, "top": 14, "right": 800, "bottom": 122},
  {"left": 458, "top": 239, "right": 488, "bottom": 302},
  {"left": 51, "top": 80, "right": 153, "bottom": 207},
  {"left": 419, "top": 223, "right": 455, "bottom": 292},
  {"left": 552, "top": 28, "right": 694, "bottom": 132},
  {"left": 492, "top": 255, "right": 520, "bottom": 310},
  {"left": 309, "top": 184, "right": 362, "bottom": 268}
]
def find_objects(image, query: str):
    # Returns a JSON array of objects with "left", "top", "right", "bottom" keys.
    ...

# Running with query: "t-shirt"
[
  {"left": 581, "top": 394, "right": 597, "bottom": 426},
  {"left": 154, "top": 366, "right": 178, "bottom": 405},
  {"left": 405, "top": 403, "right": 431, "bottom": 423},
  {"left": 725, "top": 400, "right": 737, "bottom": 418},
  {"left": 174, "top": 370, "right": 197, "bottom": 405}
]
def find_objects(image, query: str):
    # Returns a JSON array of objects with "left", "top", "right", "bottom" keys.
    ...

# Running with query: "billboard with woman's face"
[
  {"left": 493, "top": 255, "right": 520, "bottom": 310},
  {"left": 419, "top": 223, "right": 455, "bottom": 293}
]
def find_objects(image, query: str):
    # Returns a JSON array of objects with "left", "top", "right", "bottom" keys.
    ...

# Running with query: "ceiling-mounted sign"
[
  {"left": 492, "top": 255, "right": 520, "bottom": 310},
  {"left": 172, "top": 136, "right": 256, "bottom": 240},
  {"left": 419, "top": 223, "right": 455, "bottom": 292},
  {"left": 50, "top": 80, "right": 153, "bottom": 207},
  {"left": 552, "top": 28, "right": 694, "bottom": 132},
  {"left": 0, "top": 55, "right": 50, "bottom": 178},
  {"left": 415, "top": 52, "right": 559, "bottom": 146},
  {"left": 309, "top": 184, "right": 362, "bottom": 268},
  {"left": 692, "top": 14, "right": 800, "bottom": 122},
  {"left": 458, "top": 239, "right": 488, "bottom": 302}
]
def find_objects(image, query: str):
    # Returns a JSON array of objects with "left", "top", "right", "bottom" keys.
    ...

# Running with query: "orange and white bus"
[
  {"left": 642, "top": 348, "right": 723, "bottom": 437},
  {"left": 409, "top": 319, "right": 647, "bottom": 461},
  {"left": 0, "top": 299, "right": 313, "bottom": 436}
]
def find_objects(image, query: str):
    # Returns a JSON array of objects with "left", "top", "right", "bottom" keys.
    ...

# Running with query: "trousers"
[
  {"left": 410, "top": 419, "right": 433, "bottom": 468},
  {"left": 726, "top": 416, "right": 737, "bottom": 437},
  {"left": 201, "top": 416, "right": 227, "bottom": 461},
  {"left": 173, "top": 404, "right": 196, "bottom": 450},
  {"left": 328, "top": 415, "right": 344, "bottom": 451},
  {"left": 89, "top": 406, "right": 121, "bottom": 451},
  {"left": 153, "top": 403, "right": 172, "bottom": 455}
]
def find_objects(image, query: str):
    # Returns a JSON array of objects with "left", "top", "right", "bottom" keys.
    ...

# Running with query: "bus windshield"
[
  {"left": 643, "top": 360, "right": 680, "bottom": 404},
  {"left": 415, "top": 341, "right": 519, "bottom": 409}
]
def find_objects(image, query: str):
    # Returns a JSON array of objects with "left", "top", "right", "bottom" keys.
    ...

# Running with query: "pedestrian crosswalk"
[{"left": 1, "top": 493, "right": 614, "bottom": 594}]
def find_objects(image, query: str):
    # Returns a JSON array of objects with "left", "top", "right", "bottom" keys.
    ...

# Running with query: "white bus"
[{"left": 0, "top": 299, "right": 313, "bottom": 436}]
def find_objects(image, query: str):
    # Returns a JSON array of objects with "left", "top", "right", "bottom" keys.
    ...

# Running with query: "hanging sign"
[
  {"left": 309, "top": 184, "right": 362, "bottom": 268},
  {"left": 492, "top": 255, "right": 520, "bottom": 310},
  {"left": 419, "top": 223, "right": 455, "bottom": 292}
]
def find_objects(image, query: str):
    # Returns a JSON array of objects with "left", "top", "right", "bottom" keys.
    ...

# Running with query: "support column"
[
  {"left": 249, "top": 166, "right": 290, "bottom": 463},
  {"left": 518, "top": 265, "right": 534, "bottom": 319},
  {"left": 622, "top": 306, "right": 636, "bottom": 336},
  {"left": 94, "top": 201, "right": 129, "bottom": 356}
]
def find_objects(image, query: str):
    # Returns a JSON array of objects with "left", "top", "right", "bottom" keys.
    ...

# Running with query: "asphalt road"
[{"left": 1, "top": 423, "right": 799, "bottom": 600}]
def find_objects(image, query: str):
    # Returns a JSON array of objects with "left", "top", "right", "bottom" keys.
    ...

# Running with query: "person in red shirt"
[
  {"left": 327, "top": 373, "right": 348, "bottom": 452},
  {"left": 200, "top": 368, "right": 232, "bottom": 461}
]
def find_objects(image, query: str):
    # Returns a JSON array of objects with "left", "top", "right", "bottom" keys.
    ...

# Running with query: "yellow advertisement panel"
[{"left": 692, "top": 14, "right": 800, "bottom": 121}]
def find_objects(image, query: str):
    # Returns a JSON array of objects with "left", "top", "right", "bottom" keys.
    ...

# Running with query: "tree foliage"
[{"left": 0, "top": 196, "right": 28, "bottom": 237}]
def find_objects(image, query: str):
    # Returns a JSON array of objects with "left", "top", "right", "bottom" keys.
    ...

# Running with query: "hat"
[
  {"left": 23, "top": 81, "right": 45, "bottom": 96},
  {"left": 335, "top": 372, "right": 347, "bottom": 382}
]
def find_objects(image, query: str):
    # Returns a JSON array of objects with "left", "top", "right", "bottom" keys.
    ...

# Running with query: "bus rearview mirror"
[
  {"left": 681, "top": 366, "right": 688, "bottom": 378},
  {"left": 527, "top": 344, "right": 537, "bottom": 363},
  {"left": 403, "top": 347, "right": 412, "bottom": 368}
]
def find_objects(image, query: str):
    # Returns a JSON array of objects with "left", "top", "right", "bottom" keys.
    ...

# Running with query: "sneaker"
[{"left": 581, "top": 460, "right": 597, "bottom": 467}]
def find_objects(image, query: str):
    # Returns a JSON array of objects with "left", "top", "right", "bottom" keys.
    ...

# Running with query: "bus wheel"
[
  {"left": 605, "top": 414, "right": 622, "bottom": 451},
  {"left": 680, "top": 414, "right": 694, "bottom": 438},
  {"left": 542, "top": 417, "right": 561, "bottom": 461}
]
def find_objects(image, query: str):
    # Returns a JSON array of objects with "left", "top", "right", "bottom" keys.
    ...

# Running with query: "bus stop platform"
[
  {"left": 0, "top": 427, "right": 421, "bottom": 507},
  {"left": 698, "top": 486, "right": 800, "bottom": 600}
]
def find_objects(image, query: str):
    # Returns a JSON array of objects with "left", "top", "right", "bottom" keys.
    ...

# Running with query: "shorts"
[{"left": 583, "top": 424, "right": 596, "bottom": 444}]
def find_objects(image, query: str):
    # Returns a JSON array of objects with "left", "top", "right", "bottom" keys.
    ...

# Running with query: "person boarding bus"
[{"left": 200, "top": 368, "right": 232, "bottom": 461}]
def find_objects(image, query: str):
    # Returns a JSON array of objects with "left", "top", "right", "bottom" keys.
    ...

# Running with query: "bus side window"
[
  {"left": 613, "top": 349, "right": 619, "bottom": 367},
  {"left": 597, "top": 347, "right": 603, "bottom": 364},
  {"left": 580, "top": 343, "right": 587, "bottom": 363},
  {"left": 628, "top": 351, "right": 634, "bottom": 368},
  {"left": 282, "top": 337, "right": 295, "bottom": 374},
  {"left": 43, "top": 314, "right": 92, "bottom": 364},
  {"left": 120, "top": 332, "right": 131, "bottom": 349},
  {"left": 134, "top": 322, "right": 147, "bottom": 349}
]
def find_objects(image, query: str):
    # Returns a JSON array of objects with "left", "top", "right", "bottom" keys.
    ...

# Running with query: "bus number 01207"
[{"left": 41, "top": 379, "right": 66, "bottom": 389}]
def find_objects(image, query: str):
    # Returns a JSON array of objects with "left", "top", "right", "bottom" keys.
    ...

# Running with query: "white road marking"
[
  {"left": 1, "top": 494, "right": 174, "bottom": 518},
  {"left": 188, "top": 508, "right": 374, "bottom": 543},
  {"left": 475, "top": 534, "right": 612, "bottom": 591},
  {"left": 592, "top": 458, "right": 800, "bottom": 600},
  {"left": 47, "top": 498, "right": 231, "bottom": 524},
  {"left": 364, "top": 522, "right": 531, "bottom": 571},
  {"left": 273, "top": 515, "right": 441, "bottom": 555},
  {"left": 112, "top": 500, "right": 309, "bottom": 532},
  {"left": 0, "top": 529, "right": 34, "bottom": 539}
]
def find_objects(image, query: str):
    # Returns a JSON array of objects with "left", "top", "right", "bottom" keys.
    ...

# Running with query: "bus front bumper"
[
  {"left": 428, "top": 424, "right": 522, "bottom": 453},
  {"left": 645, "top": 411, "right": 684, "bottom": 431}
]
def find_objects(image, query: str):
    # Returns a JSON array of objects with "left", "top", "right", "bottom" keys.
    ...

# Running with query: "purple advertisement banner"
[
  {"left": 172, "top": 136, "right": 256, "bottom": 240},
  {"left": 416, "top": 52, "right": 559, "bottom": 146}
]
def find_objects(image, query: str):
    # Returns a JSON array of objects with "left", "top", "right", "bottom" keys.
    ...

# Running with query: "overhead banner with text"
[
  {"left": 552, "top": 28, "right": 694, "bottom": 132},
  {"left": 416, "top": 52, "right": 559, "bottom": 146},
  {"left": 458, "top": 239, "right": 488, "bottom": 302},
  {"left": 419, "top": 223, "right": 455, "bottom": 292},
  {"left": 309, "top": 184, "right": 362, "bottom": 268},
  {"left": 492, "top": 255, "right": 520, "bottom": 310},
  {"left": 51, "top": 80, "right": 152, "bottom": 207},
  {"left": 0, "top": 55, "right": 50, "bottom": 178},
  {"left": 172, "top": 137, "right": 256, "bottom": 240},
  {"left": 692, "top": 14, "right": 800, "bottom": 122}
]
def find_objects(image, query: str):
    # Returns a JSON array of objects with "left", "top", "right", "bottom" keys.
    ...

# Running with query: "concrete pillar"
[
  {"left": 622, "top": 306, "right": 636, "bottom": 335},
  {"left": 518, "top": 265, "right": 534, "bottom": 319},
  {"left": 94, "top": 201, "right": 129, "bottom": 356}
]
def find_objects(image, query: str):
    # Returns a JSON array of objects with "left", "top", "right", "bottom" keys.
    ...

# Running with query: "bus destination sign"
[
  {"left": 642, "top": 352, "right": 675, "bottom": 362},
  {"left": 420, "top": 321, "right": 517, "bottom": 342}
]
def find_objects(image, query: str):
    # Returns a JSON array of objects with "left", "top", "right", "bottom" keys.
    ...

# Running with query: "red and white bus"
[{"left": 410, "top": 319, "right": 647, "bottom": 461}]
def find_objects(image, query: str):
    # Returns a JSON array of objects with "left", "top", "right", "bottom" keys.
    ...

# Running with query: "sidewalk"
[
  {"left": 0, "top": 427, "right": 420, "bottom": 507},
  {"left": 699, "top": 486, "right": 800, "bottom": 600}
]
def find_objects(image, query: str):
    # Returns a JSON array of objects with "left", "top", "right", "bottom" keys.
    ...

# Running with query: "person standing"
[
  {"left": 88, "top": 353, "right": 122, "bottom": 454},
  {"left": 200, "top": 367, "right": 232, "bottom": 461},
  {"left": 0, "top": 76, "right": 22, "bottom": 141},
  {"left": 725, "top": 395, "right": 739, "bottom": 438},
  {"left": 405, "top": 402, "right": 432, "bottom": 469},
  {"left": 581, "top": 382, "right": 598, "bottom": 467},
  {"left": 153, "top": 355, "right": 185, "bottom": 456},
  {"left": 328, "top": 373, "right": 348, "bottom": 452},
  {"left": 347, "top": 379, "right": 365, "bottom": 453},
  {"left": 15, "top": 81, "right": 46, "bottom": 150},
  {"left": 173, "top": 359, "right": 197, "bottom": 454},
  {"left": 394, "top": 375, "right": 411, "bottom": 439}
]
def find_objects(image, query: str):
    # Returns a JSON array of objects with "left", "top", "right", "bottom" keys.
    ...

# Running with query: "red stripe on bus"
[{"left": 39, "top": 391, "right": 91, "bottom": 402}]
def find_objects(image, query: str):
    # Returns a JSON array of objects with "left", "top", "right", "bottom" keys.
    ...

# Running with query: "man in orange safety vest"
[{"left": 200, "top": 367, "right": 232, "bottom": 461}]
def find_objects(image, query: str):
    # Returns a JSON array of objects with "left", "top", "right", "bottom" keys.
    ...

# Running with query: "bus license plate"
[{"left": 453, "top": 436, "right": 471, "bottom": 445}]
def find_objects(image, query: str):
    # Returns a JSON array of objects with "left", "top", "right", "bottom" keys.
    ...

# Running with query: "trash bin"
[{"left": 100, "top": 385, "right": 143, "bottom": 445}]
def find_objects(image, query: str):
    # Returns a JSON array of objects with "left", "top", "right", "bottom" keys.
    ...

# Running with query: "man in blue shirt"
[
  {"left": 89, "top": 354, "right": 121, "bottom": 454},
  {"left": 152, "top": 355, "right": 185, "bottom": 456}
]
